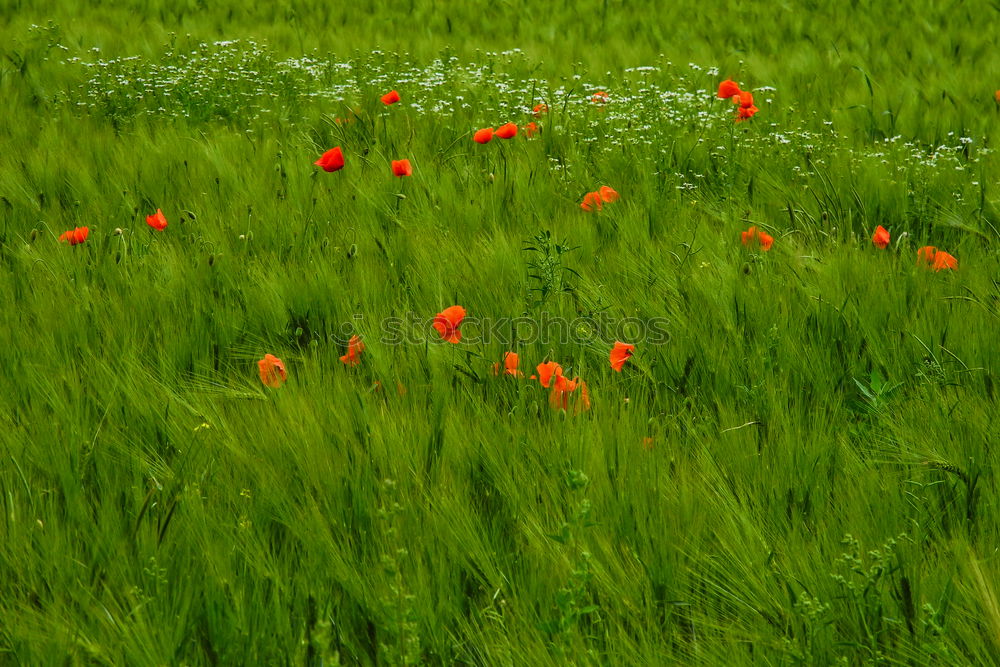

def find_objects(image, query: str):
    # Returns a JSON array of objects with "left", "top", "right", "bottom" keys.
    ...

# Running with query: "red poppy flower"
[
  {"left": 391, "top": 159, "right": 412, "bottom": 177},
  {"left": 258, "top": 354, "right": 287, "bottom": 388},
  {"left": 917, "top": 246, "right": 958, "bottom": 271},
  {"left": 736, "top": 104, "right": 759, "bottom": 122},
  {"left": 433, "top": 305, "right": 466, "bottom": 344},
  {"left": 524, "top": 121, "right": 539, "bottom": 138},
  {"left": 578, "top": 380, "right": 591, "bottom": 412},
  {"left": 549, "top": 372, "right": 577, "bottom": 410},
  {"left": 146, "top": 208, "right": 168, "bottom": 231},
  {"left": 916, "top": 246, "right": 937, "bottom": 267},
  {"left": 581, "top": 191, "right": 603, "bottom": 212},
  {"left": 549, "top": 372, "right": 591, "bottom": 413},
  {"left": 932, "top": 250, "right": 958, "bottom": 271},
  {"left": 532, "top": 103, "right": 549, "bottom": 117},
  {"left": 591, "top": 90, "right": 609, "bottom": 105},
  {"left": 492, "top": 351, "right": 522, "bottom": 377},
  {"left": 598, "top": 186, "right": 619, "bottom": 203},
  {"left": 58, "top": 226, "right": 89, "bottom": 246},
  {"left": 381, "top": 90, "right": 400, "bottom": 105},
  {"left": 534, "top": 361, "right": 563, "bottom": 388},
  {"left": 994, "top": 90, "right": 1000, "bottom": 104},
  {"left": 609, "top": 341, "right": 635, "bottom": 372},
  {"left": 731, "top": 89, "right": 759, "bottom": 121},
  {"left": 340, "top": 335, "right": 365, "bottom": 366},
  {"left": 917, "top": 245, "right": 958, "bottom": 271},
  {"left": 473, "top": 127, "right": 494, "bottom": 144},
  {"left": 741, "top": 226, "right": 773, "bottom": 251},
  {"left": 717, "top": 79, "right": 741, "bottom": 100},
  {"left": 872, "top": 225, "right": 890, "bottom": 249},
  {"left": 495, "top": 122, "right": 518, "bottom": 139},
  {"left": 315, "top": 146, "right": 345, "bottom": 172}
]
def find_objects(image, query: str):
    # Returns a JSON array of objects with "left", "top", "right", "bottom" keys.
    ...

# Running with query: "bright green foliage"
[{"left": 2, "top": 2, "right": 1000, "bottom": 664}]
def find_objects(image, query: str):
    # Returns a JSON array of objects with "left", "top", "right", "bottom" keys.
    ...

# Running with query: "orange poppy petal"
[
  {"left": 609, "top": 342, "right": 635, "bottom": 372},
  {"left": 495, "top": 122, "right": 517, "bottom": 139},
  {"left": 581, "top": 191, "right": 603, "bottom": 212},
  {"left": 503, "top": 351, "right": 520, "bottom": 376},
  {"left": 536, "top": 361, "right": 562, "bottom": 388},
  {"left": 717, "top": 79, "right": 741, "bottom": 100},
  {"left": 736, "top": 104, "right": 759, "bottom": 121},
  {"left": 576, "top": 380, "right": 591, "bottom": 414},
  {"left": 258, "top": 354, "right": 287, "bottom": 388},
  {"left": 315, "top": 146, "right": 345, "bottom": 172},
  {"left": 917, "top": 246, "right": 937, "bottom": 267},
  {"left": 872, "top": 225, "right": 890, "bottom": 249},
  {"left": 932, "top": 251, "right": 957, "bottom": 271},
  {"left": 146, "top": 208, "right": 168, "bottom": 231},
  {"left": 391, "top": 159, "right": 412, "bottom": 177},
  {"left": 440, "top": 305, "right": 466, "bottom": 326},
  {"left": 340, "top": 335, "right": 364, "bottom": 366},
  {"left": 549, "top": 374, "right": 584, "bottom": 411},
  {"left": 434, "top": 306, "right": 466, "bottom": 343}
]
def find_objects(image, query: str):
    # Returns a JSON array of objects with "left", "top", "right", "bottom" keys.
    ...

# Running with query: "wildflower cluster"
[
  {"left": 64, "top": 41, "right": 991, "bottom": 214},
  {"left": 56, "top": 56, "right": 970, "bottom": 415},
  {"left": 717, "top": 79, "right": 758, "bottom": 122}
]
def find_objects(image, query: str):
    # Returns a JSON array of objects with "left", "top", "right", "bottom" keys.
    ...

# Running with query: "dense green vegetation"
[{"left": 2, "top": 1, "right": 1000, "bottom": 664}]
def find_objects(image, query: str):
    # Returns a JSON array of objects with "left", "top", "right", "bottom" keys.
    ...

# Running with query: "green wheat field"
[{"left": 3, "top": 1, "right": 1000, "bottom": 664}]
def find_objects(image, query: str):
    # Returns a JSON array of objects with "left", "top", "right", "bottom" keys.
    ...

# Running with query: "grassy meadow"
[{"left": 3, "top": 1, "right": 1000, "bottom": 664}]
